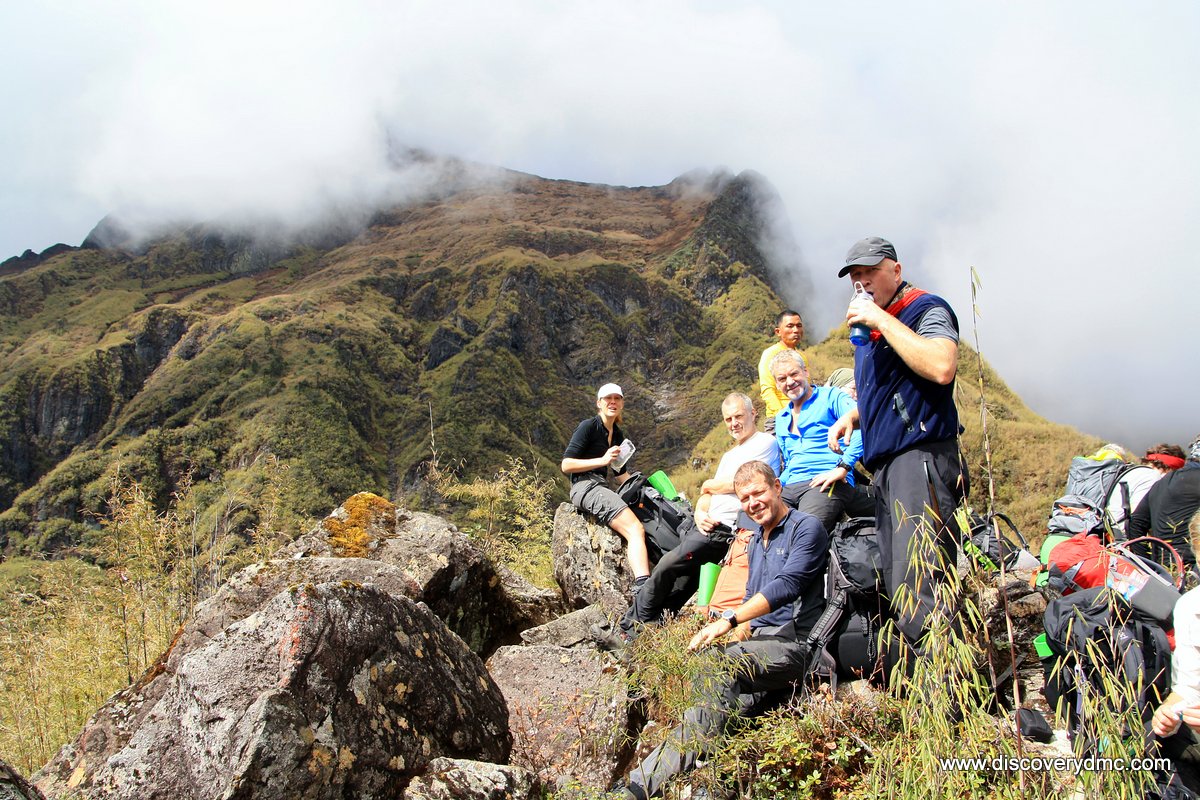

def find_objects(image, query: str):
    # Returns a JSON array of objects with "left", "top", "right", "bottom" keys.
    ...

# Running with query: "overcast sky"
[{"left": 2, "top": 1, "right": 1196, "bottom": 452}]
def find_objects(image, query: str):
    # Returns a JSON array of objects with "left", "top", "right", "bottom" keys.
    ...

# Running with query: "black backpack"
[
  {"left": 806, "top": 517, "right": 887, "bottom": 683},
  {"left": 617, "top": 472, "right": 707, "bottom": 561},
  {"left": 617, "top": 473, "right": 705, "bottom": 611},
  {"left": 1042, "top": 586, "right": 1171, "bottom": 753},
  {"left": 964, "top": 511, "right": 1030, "bottom": 573}
]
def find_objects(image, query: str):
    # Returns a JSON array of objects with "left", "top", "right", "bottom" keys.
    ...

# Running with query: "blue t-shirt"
[
  {"left": 775, "top": 385, "right": 864, "bottom": 486},
  {"left": 743, "top": 507, "right": 829, "bottom": 637}
]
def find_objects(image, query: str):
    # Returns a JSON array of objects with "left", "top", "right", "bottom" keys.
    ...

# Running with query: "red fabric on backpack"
[{"left": 1047, "top": 533, "right": 1110, "bottom": 592}]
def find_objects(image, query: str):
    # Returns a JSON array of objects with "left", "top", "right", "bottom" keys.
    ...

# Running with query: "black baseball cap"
[{"left": 838, "top": 237, "right": 897, "bottom": 278}]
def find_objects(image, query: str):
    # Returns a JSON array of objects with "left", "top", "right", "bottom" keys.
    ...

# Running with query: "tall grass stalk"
[{"left": 968, "top": 266, "right": 1027, "bottom": 779}]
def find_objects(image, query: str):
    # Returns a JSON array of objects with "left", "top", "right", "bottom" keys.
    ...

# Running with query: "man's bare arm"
[
  {"left": 846, "top": 302, "right": 957, "bottom": 385},
  {"left": 700, "top": 476, "right": 735, "bottom": 496}
]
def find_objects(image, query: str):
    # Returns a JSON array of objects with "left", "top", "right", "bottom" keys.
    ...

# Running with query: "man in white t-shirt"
[
  {"left": 599, "top": 394, "right": 781, "bottom": 648},
  {"left": 695, "top": 393, "right": 782, "bottom": 532}
]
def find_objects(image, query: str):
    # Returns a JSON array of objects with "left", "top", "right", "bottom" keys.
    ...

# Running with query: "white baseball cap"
[{"left": 597, "top": 383, "right": 624, "bottom": 399}]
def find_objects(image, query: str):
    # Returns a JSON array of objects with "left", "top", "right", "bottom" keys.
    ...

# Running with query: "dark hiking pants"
[
  {"left": 622, "top": 524, "right": 732, "bottom": 633},
  {"left": 873, "top": 438, "right": 968, "bottom": 649},
  {"left": 781, "top": 480, "right": 856, "bottom": 532}
]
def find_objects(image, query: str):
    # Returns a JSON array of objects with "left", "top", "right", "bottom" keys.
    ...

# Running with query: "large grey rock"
[
  {"left": 36, "top": 583, "right": 510, "bottom": 800},
  {"left": 281, "top": 493, "right": 565, "bottom": 652},
  {"left": 402, "top": 758, "right": 542, "bottom": 800},
  {"left": 28, "top": 557, "right": 425, "bottom": 799},
  {"left": 487, "top": 644, "right": 639, "bottom": 790},
  {"left": 551, "top": 502, "right": 631, "bottom": 614}
]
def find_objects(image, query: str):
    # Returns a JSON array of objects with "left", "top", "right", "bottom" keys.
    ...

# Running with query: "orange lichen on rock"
[{"left": 322, "top": 492, "right": 396, "bottom": 558}]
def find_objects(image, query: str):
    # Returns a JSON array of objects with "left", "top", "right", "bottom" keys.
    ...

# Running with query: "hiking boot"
[{"left": 590, "top": 621, "right": 635, "bottom": 657}]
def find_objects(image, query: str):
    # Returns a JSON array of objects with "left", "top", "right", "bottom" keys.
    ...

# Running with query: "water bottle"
[{"left": 849, "top": 281, "right": 873, "bottom": 347}]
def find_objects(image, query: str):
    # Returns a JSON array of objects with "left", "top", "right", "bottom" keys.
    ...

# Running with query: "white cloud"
[{"left": 1, "top": 0, "right": 1196, "bottom": 448}]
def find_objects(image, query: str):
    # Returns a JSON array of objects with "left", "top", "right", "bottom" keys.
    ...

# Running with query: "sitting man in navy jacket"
[{"left": 614, "top": 460, "right": 828, "bottom": 799}]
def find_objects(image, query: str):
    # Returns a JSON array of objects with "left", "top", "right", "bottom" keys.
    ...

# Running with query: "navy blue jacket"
[
  {"left": 854, "top": 291, "right": 960, "bottom": 471},
  {"left": 743, "top": 508, "right": 829, "bottom": 639}
]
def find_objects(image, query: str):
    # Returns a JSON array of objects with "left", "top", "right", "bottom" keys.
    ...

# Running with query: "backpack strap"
[
  {"left": 1116, "top": 481, "right": 1132, "bottom": 540},
  {"left": 801, "top": 556, "right": 853, "bottom": 678}
]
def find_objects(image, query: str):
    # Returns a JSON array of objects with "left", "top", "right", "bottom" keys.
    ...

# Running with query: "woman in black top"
[{"left": 561, "top": 383, "right": 650, "bottom": 583}]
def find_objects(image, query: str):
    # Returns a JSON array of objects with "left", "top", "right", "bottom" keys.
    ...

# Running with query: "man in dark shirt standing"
[
  {"left": 1129, "top": 434, "right": 1200, "bottom": 569},
  {"left": 615, "top": 460, "right": 828, "bottom": 799},
  {"left": 829, "top": 237, "right": 968, "bottom": 662}
]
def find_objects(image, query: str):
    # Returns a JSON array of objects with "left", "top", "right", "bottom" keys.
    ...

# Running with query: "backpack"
[
  {"left": 618, "top": 472, "right": 706, "bottom": 559},
  {"left": 805, "top": 517, "right": 887, "bottom": 684},
  {"left": 1046, "top": 535, "right": 1183, "bottom": 626},
  {"left": 1045, "top": 534, "right": 1110, "bottom": 594},
  {"left": 1063, "top": 456, "right": 1129, "bottom": 507},
  {"left": 1046, "top": 494, "right": 1107, "bottom": 538},
  {"left": 964, "top": 511, "right": 1035, "bottom": 573},
  {"left": 831, "top": 516, "right": 886, "bottom": 596},
  {"left": 1051, "top": 455, "right": 1148, "bottom": 540},
  {"left": 618, "top": 473, "right": 703, "bottom": 609},
  {"left": 1042, "top": 587, "right": 1172, "bottom": 754}
]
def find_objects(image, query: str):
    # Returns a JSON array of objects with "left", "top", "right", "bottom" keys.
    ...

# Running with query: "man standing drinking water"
[{"left": 828, "top": 237, "right": 968, "bottom": 666}]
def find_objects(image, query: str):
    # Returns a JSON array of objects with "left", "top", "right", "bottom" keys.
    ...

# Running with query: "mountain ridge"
[{"left": 0, "top": 161, "right": 1096, "bottom": 555}]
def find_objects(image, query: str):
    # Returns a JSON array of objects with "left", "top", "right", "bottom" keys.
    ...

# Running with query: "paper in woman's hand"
[{"left": 612, "top": 439, "right": 635, "bottom": 470}]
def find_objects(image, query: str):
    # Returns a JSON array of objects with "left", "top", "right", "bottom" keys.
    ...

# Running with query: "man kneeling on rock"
[
  {"left": 597, "top": 393, "right": 780, "bottom": 649},
  {"left": 614, "top": 460, "right": 829, "bottom": 799}
]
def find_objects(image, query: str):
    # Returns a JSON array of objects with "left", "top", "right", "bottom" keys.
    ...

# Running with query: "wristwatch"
[
  {"left": 721, "top": 608, "right": 739, "bottom": 626},
  {"left": 836, "top": 459, "right": 854, "bottom": 472}
]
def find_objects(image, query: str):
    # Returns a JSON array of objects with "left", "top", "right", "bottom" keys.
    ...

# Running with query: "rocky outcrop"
[
  {"left": 488, "top": 643, "right": 640, "bottom": 791},
  {"left": 519, "top": 604, "right": 609, "bottom": 648},
  {"left": 28, "top": 494, "right": 618, "bottom": 799},
  {"left": 552, "top": 502, "right": 633, "bottom": 614},
  {"left": 977, "top": 568, "right": 1050, "bottom": 708},
  {"left": 280, "top": 493, "right": 565, "bottom": 653},
  {"left": 36, "top": 583, "right": 510, "bottom": 800},
  {"left": 31, "top": 492, "right": 578, "bottom": 799},
  {"left": 401, "top": 758, "right": 542, "bottom": 800}
]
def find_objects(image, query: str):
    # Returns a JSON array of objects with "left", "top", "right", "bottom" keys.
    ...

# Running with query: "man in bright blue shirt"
[
  {"left": 615, "top": 460, "right": 828, "bottom": 800},
  {"left": 771, "top": 349, "right": 864, "bottom": 531}
]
